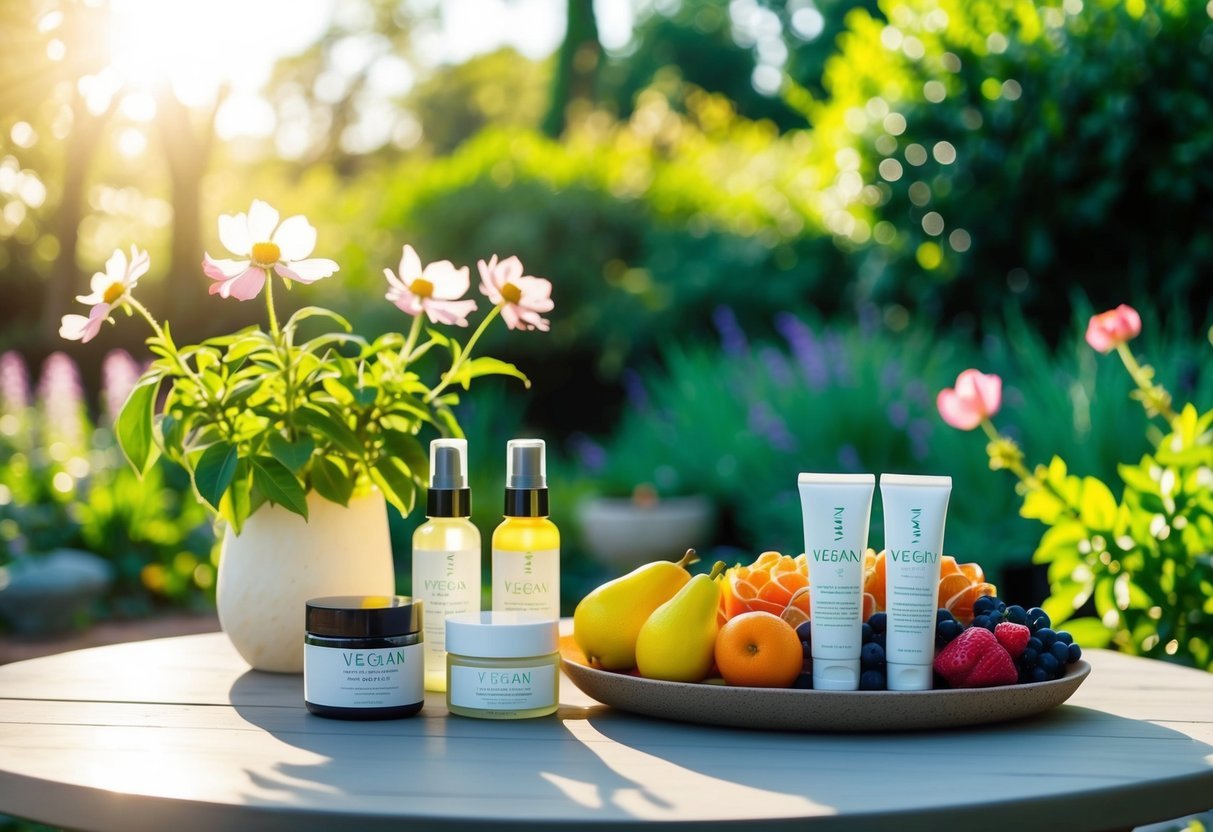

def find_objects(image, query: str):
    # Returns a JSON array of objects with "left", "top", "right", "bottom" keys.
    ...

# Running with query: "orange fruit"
[
  {"left": 945, "top": 581, "right": 997, "bottom": 624},
  {"left": 936, "top": 573, "right": 973, "bottom": 609},
  {"left": 714, "top": 611, "right": 804, "bottom": 688},
  {"left": 863, "top": 550, "right": 996, "bottom": 625},
  {"left": 719, "top": 551, "right": 810, "bottom": 625},
  {"left": 862, "top": 548, "right": 886, "bottom": 610}
]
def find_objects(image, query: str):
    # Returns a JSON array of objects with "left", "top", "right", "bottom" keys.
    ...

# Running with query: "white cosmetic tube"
[
  {"left": 798, "top": 473, "right": 875, "bottom": 691},
  {"left": 880, "top": 473, "right": 952, "bottom": 691}
]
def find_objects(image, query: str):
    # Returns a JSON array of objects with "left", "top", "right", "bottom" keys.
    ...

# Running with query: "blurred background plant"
[{"left": 0, "top": 0, "right": 1210, "bottom": 639}]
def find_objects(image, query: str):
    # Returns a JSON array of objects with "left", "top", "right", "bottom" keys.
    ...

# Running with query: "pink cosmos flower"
[
  {"left": 384, "top": 245, "right": 477, "bottom": 326},
  {"left": 937, "top": 369, "right": 1002, "bottom": 431},
  {"left": 59, "top": 246, "right": 150, "bottom": 343},
  {"left": 202, "top": 200, "right": 338, "bottom": 301},
  {"left": 1085, "top": 304, "right": 1141, "bottom": 354},
  {"left": 477, "top": 255, "right": 553, "bottom": 331}
]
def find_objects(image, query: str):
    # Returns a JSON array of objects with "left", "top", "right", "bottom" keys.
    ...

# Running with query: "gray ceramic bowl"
[{"left": 561, "top": 637, "right": 1090, "bottom": 732}]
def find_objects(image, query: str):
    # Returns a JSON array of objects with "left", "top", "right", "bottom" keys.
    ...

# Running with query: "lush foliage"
[
  {"left": 0, "top": 351, "right": 215, "bottom": 615},
  {"left": 61, "top": 205, "right": 548, "bottom": 533},
  {"left": 805, "top": 0, "right": 1213, "bottom": 326},
  {"left": 946, "top": 310, "right": 1213, "bottom": 669}
]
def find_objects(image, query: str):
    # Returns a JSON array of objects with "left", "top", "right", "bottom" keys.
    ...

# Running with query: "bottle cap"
[
  {"left": 886, "top": 662, "right": 933, "bottom": 691},
  {"left": 506, "top": 438, "right": 546, "bottom": 489},
  {"left": 306, "top": 595, "right": 422, "bottom": 638},
  {"left": 504, "top": 438, "right": 549, "bottom": 517},
  {"left": 812, "top": 658, "right": 860, "bottom": 691},
  {"left": 426, "top": 439, "right": 471, "bottom": 518}
]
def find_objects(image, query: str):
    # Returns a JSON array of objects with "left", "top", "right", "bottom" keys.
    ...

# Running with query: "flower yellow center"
[
  {"left": 501, "top": 282, "right": 522, "bottom": 305},
  {"left": 102, "top": 282, "right": 126, "bottom": 305},
  {"left": 410, "top": 278, "right": 434, "bottom": 299},
  {"left": 251, "top": 241, "right": 281, "bottom": 267}
]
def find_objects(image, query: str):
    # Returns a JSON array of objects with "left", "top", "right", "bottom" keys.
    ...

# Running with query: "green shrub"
[{"left": 806, "top": 0, "right": 1213, "bottom": 328}]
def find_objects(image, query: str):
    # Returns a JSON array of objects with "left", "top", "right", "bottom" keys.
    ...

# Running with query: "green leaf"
[
  {"left": 219, "top": 459, "right": 251, "bottom": 534},
  {"left": 353, "top": 385, "right": 379, "bottom": 408},
  {"left": 450, "top": 356, "right": 531, "bottom": 390},
  {"left": 224, "top": 332, "right": 276, "bottom": 364},
  {"left": 1079, "top": 477, "right": 1118, "bottom": 530},
  {"left": 1033, "top": 520, "right": 1086, "bottom": 563},
  {"left": 267, "top": 433, "right": 315, "bottom": 472},
  {"left": 310, "top": 455, "right": 353, "bottom": 506},
  {"left": 302, "top": 333, "right": 366, "bottom": 354},
  {"left": 380, "top": 429, "right": 430, "bottom": 486},
  {"left": 285, "top": 306, "right": 352, "bottom": 333},
  {"left": 194, "top": 441, "right": 239, "bottom": 511},
  {"left": 296, "top": 404, "right": 364, "bottom": 456},
  {"left": 250, "top": 455, "right": 309, "bottom": 519},
  {"left": 370, "top": 457, "right": 416, "bottom": 517},
  {"left": 116, "top": 375, "right": 161, "bottom": 476},
  {"left": 1060, "top": 617, "right": 1114, "bottom": 649}
]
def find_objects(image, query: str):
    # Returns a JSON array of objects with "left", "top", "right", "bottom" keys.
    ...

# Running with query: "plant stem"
[
  {"left": 264, "top": 271, "right": 281, "bottom": 341},
  {"left": 426, "top": 304, "right": 502, "bottom": 403},
  {"left": 1115, "top": 342, "right": 1177, "bottom": 422},
  {"left": 981, "top": 418, "right": 1078, "bottom": 518},
  {"left": 400, "top": 312, "right": 424, "bottom": 365}
]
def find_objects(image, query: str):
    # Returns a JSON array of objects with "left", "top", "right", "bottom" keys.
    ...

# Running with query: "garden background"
[{"left": 1, "top": 0, "right": 1211, "bottom": 652}]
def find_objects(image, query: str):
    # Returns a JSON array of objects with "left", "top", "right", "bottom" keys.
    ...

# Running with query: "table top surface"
[{"left": 0, "top": 633, "right": 1211, "bottom": 832}]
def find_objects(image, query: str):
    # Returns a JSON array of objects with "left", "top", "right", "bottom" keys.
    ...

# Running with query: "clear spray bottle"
[{"left": 412, "top": 438, "right": 481, "bottom": 692}]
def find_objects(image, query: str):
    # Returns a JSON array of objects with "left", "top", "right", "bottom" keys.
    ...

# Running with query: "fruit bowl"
[{"left": 559, "top": 636, "right": 1090, "bottom": 732}]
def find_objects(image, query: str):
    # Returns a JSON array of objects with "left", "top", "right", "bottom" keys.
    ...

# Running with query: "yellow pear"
[
  {"left": 573, "top": 549, "right": 699, "bottom": 670},
  {"left": 635, "top": 562, "right": 726, "bottom": 683}
]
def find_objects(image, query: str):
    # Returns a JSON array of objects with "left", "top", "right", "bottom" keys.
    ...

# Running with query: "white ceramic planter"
[
  {"left": 217, "top": 491, "right": 395, "bottom": 673},
  {"left": 576, "top": 495, "right": 715, "bottom": 570}
]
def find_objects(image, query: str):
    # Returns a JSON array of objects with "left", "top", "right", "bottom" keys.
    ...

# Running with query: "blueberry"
[
  {"left": 1038, "top": 653, "right": 1060, "bottom": 676},
  {"left": 801, "top": 640, "right": 812, "bottom": 660},
  {"left": 796, "top": 621, "right": 813, "bottom": 642},
  {"left": 1021, "top": 648, "right": 1038, "bottom": 666},
  {"left": 1067, "top": 643, "right": 1083, "bottom": 663},
  {"left": 1055, "top": 630, "right": 1073, "bottom": 645},
  {"left": 1050, "top": 641, "right": 1070, "bottom": 663},
  {"left": 859, "top": 669, "right": 886, "bottom": 691},
  {"left": 1027, "top": 665, "right": 1050, "bottom": 684},
  {"left": 861, "top": 642, "right": 886, "bottom": 669},
  {"left": 792, "top": 671, "right": 813, "bottom": 689},
  {"left": 936, "top": 619, "right": 963, "bottom": 644},
  {"left": 995, "top": 599, "right": 1007, "bottom": 613},
  {"left": 937, "top": 608, "right": 956, "bottom": 623},
  {"left": 1027, "top": 636, "right": 1043, "bottom": 653},
  {"left": 1036, "top": 628, "right": 1057, "bottom": 648},
  {"left": 867, "top": 612, "right": 887, "bottom": 634},
  {"left": 973, "top": 596, "right": 998, "bottom": 616},
  {"left": 1027, "top": 608, "right": 1051, "bottom": 630},
  {"left": 861, "top": 622, "right": 873, "bottom": 643},
  {"left": 971, "top": 614, "right": 990, "bottom": 630},
  {"left": 1006, "top": 605, "right": 1028, "bottom": 625},
  {"left": 871, "top": 632, "right": 886, "bottom": 648}
]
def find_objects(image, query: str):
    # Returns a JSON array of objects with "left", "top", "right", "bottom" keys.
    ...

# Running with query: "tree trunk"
[{"left": 541, "top": 0, "right": 602, "bottom": 138}]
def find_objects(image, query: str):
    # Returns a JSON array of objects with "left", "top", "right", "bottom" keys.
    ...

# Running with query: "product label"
[
  {"left": 304, "top": 642, "right": 423, "bottom": 709},
  {"left": 449, "top": 663, "right": 556, "bottom": 712},
  {"left": 491, "top": 547, "right": 560, "bottom": 619},
  {"left": 802, "top": 493, "right": 871, "bottom": 654},
  {"left": 413, "top": 547, "right": 481, "bottom": 674}
]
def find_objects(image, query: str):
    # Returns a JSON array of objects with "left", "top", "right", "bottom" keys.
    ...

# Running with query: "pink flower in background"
[
  {"left": 202, "top": 200, "right": 338, "bottom": 301},
  {"left": 937, "top": 369, "right": 1002, "bottom": 430},
  {"left": 60, "top": 246, "right": 150, "bottom": 343},
  {"left": 37, "top": 352, "right": 85, "bottom": 447},
  {"left": 384, "top": 245, "right": 477, "bottom": 326},
  {"left": 1085, "top": 304, "right": 1141, "bottom": 353},
  {"left": 101, "top": 349, "right": 143, "bottom": 424},
  {"left": 477, "top": 255, "right": 553, "bottom": 331},
  {"left": 0, "top": 352, "right": 29, "bottom": 416}
]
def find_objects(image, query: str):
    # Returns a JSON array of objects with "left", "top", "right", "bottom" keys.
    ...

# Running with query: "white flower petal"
[
  {"left": 127, "top": 245, "right": 151, "bottom": 284},
  {"left": 203, "top": 255, "right": 251, "bottom": 280},
  {"left": 279, "top": 258, "right": 338, "bottom": 283},
  {"left": 273, "top": 215, "right": 316, "bottom": 262},
  {"left": 219, "top": 212, "right": 251, "bottom": 256},
  {"left": 497, "top": 255, "right": 524, "bottom": 284},
  {"left": 246, "top": 200, "right": 279, "bottom": 242},
  {"left": 399, "top": 245, "right": 423, "bottom": 281},
  {"left": 424, "top": 262, "right": 470, "bottom": 300},
  {"left": 383, "top": 267, "right": 405, "bottom": 291},
  {"left": 105, "top": 248, "right": 127, "bottom": 283}
]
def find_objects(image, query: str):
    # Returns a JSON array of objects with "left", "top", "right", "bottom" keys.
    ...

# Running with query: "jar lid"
[
  {"left": 306, "top": 595, "right": 422, "bottom": 638},
  {"left": 445, "top": 611, "right": 559, "bottom": 658}
]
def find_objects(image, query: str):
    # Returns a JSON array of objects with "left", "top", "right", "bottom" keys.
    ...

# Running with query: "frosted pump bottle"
[
  {"left": 412, "top": 439, "right": 481, "bottom": 692},
  {"left": 491, "top": 439, "right": 560, "bottom": 620}
]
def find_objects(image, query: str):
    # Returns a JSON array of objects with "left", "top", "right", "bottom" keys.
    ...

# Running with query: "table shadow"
[{"left": 227, "top": 671, "right": 1213, "bottom": 829}]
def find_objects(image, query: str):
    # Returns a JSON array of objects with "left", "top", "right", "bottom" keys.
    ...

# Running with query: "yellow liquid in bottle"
[{"left": 491, "top": 516, "right": 560, "bottom": 619}]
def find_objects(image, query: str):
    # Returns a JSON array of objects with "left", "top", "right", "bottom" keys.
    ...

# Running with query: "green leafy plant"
[
  {"left": 940, "top": 305, "right": 1213, "bottom": 669},
  {"left": 59, "top": 201, "right": 553, "bottom": 533}
]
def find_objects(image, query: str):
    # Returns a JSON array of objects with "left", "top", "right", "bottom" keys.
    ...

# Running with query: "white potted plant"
[{"left": 60, "top": 200, "right": 555, "bottom": 672}]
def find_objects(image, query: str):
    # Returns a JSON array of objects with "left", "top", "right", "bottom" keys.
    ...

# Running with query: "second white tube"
[
  {"left": 798, "top": 473, "right": 875, "bottom": 692},
  {"left": 881, "top": 473, "right": 952, "bottom": 691}
]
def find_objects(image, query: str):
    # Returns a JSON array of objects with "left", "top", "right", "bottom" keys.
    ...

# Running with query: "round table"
[{"left": 0, "top": 633, "right": 1210, "bottom": 831}]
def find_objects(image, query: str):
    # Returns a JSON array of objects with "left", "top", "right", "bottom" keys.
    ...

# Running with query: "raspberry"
[
  {"left": 994, "top": 622, "right": 1031, "bottom": 659},
  {"left": 933, "top": 627, "right": 1018, "bottom": 688}
]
